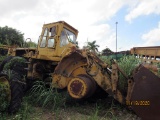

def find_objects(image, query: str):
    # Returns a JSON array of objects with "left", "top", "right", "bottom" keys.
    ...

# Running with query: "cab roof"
[{"left": 43, "top": 21, "right": 78, "bottom": 33}]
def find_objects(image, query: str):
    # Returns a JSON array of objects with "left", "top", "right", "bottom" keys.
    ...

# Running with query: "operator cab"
[
  {"left": 39, "top": 21, "right": 78, "bottom": 48},
  {"left": 38, "top": 21, "right": 78, "bottom": 59}
]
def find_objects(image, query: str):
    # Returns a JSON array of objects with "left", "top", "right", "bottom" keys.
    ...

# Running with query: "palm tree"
[{"left": 87, "top": 40, "right": 99, "bottom": 54}]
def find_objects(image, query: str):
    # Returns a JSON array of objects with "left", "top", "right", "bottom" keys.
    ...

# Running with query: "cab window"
[
  {"left": 65, "top": 28, "right": 76, "bottom": 44},
  {"left": 48, "top": 38, "right": 55, "bottom": 47},
  {"left": 48, "top": 27, "right": 56, "bottom": 47},
  {"left": 49, "top": 27, "right": 56, "bottom": 37},
  {"left": 40, "top": 28, "right": 48, "bottom": 47},
  {"left": 60, "top": 30, "right": 68, "bottom": 47}
]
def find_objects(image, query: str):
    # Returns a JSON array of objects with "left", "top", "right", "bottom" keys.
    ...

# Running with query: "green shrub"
[{"left": 3, "top": 57, "right": 26, "bottom": 70}]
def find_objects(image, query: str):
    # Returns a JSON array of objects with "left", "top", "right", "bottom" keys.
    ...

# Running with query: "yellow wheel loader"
[{"left": 0, "top": 21, "right": 160, "bottom": 119}]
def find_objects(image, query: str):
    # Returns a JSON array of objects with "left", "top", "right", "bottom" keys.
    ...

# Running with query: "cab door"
[
  {"left": 38, "top": 26, "right": 57, "bottom": 59},
  {"left": 47, "top": 26, "right": 57, "bottom": 57},
  {"left": 38, "top": 27, "right": 48, "bottom": 57}
]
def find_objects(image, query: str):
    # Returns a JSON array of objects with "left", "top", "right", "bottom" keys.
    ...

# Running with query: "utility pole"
[{"left": 116, "top": 22, "right": 118, "bottom": 60}]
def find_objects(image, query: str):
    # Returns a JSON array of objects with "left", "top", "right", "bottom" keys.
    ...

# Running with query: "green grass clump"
[
  {"left": 0, "top": 97, "right": 36, "bottom": 120},
  {"left": 118, "top": 55, "right": 139, "bottom": 95},
  {"left": 0, "top": 56, "right": 7, "bottom": 63},
  {"left": 100, "top": 55, "right": 140, "bottom": 95},
  {"left": 0, "top": 83, "right": 9, "bottom": 112},
  {"left": 29, "top": 81, "right": 66, "bottom": 110},
  {"left": 100, "top": 56, "right": 112, "bottom": 66},
  {"left": 12, "top": 98, "right": 34, "bottom": 120}
]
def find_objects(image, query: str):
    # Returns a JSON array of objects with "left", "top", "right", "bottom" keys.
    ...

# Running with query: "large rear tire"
[
  {"left": 8, "top": 72, "right": 24, "bottom": 114},
  {"left": 0, "top": 56, "right": 27, "bottom": 113},
  {"left": 0, "top": 72, "right": 24, "bottom": 114}
]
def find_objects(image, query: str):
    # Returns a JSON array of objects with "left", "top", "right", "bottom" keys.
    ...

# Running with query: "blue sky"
[
  {"left": 108, "top": 6, "right": 160, "bottom": 51},
  {"left": 0, "top": 0, "right": 160, "bottom": 52}
]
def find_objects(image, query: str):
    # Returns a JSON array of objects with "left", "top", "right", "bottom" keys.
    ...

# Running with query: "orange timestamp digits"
[{"left": 126, "top": 100, "right": 150, "bottom": 106}]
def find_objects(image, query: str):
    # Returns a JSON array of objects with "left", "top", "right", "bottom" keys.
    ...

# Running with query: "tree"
[
  {"left": 101, "top": 47, "right": 114, "bottom": 56},
  {"left": 0, "top": 26, "right": 24, "bottom": 46},
  {"left": 87, "top": 40, "right": 99, "bottom": 54}
]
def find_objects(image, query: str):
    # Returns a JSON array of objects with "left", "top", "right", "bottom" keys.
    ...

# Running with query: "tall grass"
[
  {"left": 118, "top": 55, "right": 139, "bottom": 95},
  {"left": 87, "top": 106, "right": 99, "bottom": 120},
  {"left": 100, "top": 55, "right": 140, "bottom": 95},
  {"left": 28, "top": 81, "right": 67, "bottom": 110},
  {"left": 0, "top": 83, "right": 9, "bottom": 112},
  {"left": 0, "top": 97, "right": 35, "bottom": 120},
  {"left": 100, "top": 56, "right": 112, "bottom": 66}
]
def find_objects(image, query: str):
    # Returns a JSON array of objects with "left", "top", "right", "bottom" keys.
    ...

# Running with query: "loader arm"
[{"left": 52, "top": 49, "right": 125, "bottom": 102}]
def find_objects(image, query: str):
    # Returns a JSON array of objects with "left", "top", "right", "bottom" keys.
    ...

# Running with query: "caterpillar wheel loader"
[{"left": 0, "top": 21, "right": 160, "bottom": 119}]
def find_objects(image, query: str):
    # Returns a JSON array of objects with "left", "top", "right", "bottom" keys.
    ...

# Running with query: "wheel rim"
[
  {"left": 68, "top": 77, "right": 87, "bottom": 99},
  {"left": 67, "top": 74, "right": 96, "bottom": 99}
]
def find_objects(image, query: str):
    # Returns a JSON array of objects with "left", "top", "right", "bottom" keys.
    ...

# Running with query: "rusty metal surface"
[
  {"left": 143, "top": 63, "right": 158, "bottom": 73},
  {"left": 67, "top": 74, "right": 97, "bottom": 99},
  {"left": 54, "top": 51, "right": 87, "bottom": 77},
  {"left": 89, "top": 53, "right": 108, "bottom": 68},
  {"left": 79, "top": 74, "right": 97, "bottom": 97},
  {"left": 69, "top": 79, "right": 83, "bottom": 95},
  {"left": 130, "top": 46, "right": 160, "bottom": 62},
  {"left": 131, "top": 65, "right": 160, "bottom": 120}
]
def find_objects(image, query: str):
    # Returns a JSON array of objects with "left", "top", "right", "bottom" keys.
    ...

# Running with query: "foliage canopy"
[
  {"left": 0, "top": 26, "right": 24, "bottom": 46},
  {"left": 101, "top": 47, "right": 114, "bottom": 56}
]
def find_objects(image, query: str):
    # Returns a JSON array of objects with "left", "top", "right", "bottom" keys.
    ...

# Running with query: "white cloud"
[
  {"left": 77, "top": 23, "right": 116, "bottom": 51},
  {"left": 141, "top": 22, "right": 160, "bottom": 46},
  {"left": 125, "top": 0, "right": 160, "bottom": 22},
  {"left": 0, "top": 0, "right": 40, "bottom": 17},
  {"left": 2, "top": 0, "right": 159, "bottom": 52},
  {"left": 0, "top": 0, "right": 127, "bottom": 51}
]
